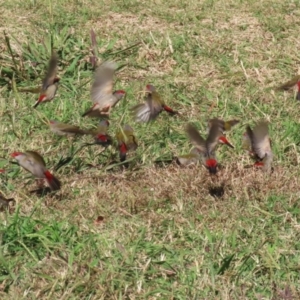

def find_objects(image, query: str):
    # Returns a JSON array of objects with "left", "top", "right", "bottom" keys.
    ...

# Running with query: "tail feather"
[
  {"left": 163, "top": 105, "right": 177, "bottom": 115},
  {"left": 44, "top": 170, "right": 61, "bottom": 191},
  {"left": 33, "top": 100, "right": 42, "bottom": 108},
  {"left": 119, "top": 143, "right": 127, "bottom": 162}
]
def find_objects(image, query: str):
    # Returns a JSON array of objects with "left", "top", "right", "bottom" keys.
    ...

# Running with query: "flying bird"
[
  {"left": 186, "top": 121, "right": 223, "bottom": 174},
  {"left": 11, "top": 151, "right": 61, "bottom": 191},
  {"left": 82, "top": 61, "right": 125, "bottom": 118},
  {"left": 89, "top": 120, "right": 112, "bottom": 146},
  {"left": 208, "top": 118, "right": 240, "bottom": 148},
  {"left": 34, "top": 53, "right": 60, "bottom": 108},
  {"left": 115, "top": 125, "right": 138, "bottom": 162},
  {"left": 131, "top": 84, "right": 178, "bottom": 123},
  {"left": 243, "top": 121, "right": 273, "bottom": 172},
  {"left": 49, "top": 120, "right": 89, "bottom": 136}
]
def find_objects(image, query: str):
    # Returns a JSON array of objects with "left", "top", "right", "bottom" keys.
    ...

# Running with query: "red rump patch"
[
  {"left": 120, "top": 142, "right": 127, "bottom": 154},
  {"left": 116, "top": 90, "right": 126, "bottom": 95},
  {"left": 206, "top": 158, "right": 217, "bottom": 168},
  {"left": 97, "top": 134, "right": 108, "bottom": 142},
  {"left": 218, "top": 136, "right": 228, "bottom": 144},
  {"left": 254, "top": 161, "right": 264, "bottom": 167},
  {"left": 163, "top": 105, "right": 175, "bottom": 113},
  {"left": 44, "top": 170, "right": 54, "bottom": 181},
  {"left": 38, "top": 94, "right": 47, "bottom": 102},
  {"left": 11, "top": 152, "right": 22, "bottom": 158}
]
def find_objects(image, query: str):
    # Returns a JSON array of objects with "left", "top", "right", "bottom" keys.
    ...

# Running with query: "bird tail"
[
  {"left": 33, "top": 100, "right": 42, "bottom": 108},
  {"left": 44, "top": 170, "right": 61, "bottom": 191},
  {"left": 162, "top": 105, "right": 177, "bottom": 115},
  {"left": 119, "top": 143, "right": 127, "bottom": 162}
]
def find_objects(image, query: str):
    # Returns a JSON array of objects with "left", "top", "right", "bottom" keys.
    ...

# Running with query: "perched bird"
[
  {"left": 208, "top": 118, "right": 240, "bottom": 148},
  {"left": 131, "top": 84, "right": 177, "bottom": 123},
  {"left": 82, "top": 61, "right": 126, "bottom": 118},
  {"left": 176, "top": 148, "right": 200, "bottom": 166},
  {"left": 0, "top": 193, "right": 14, "bottom": 212},
  {"left": 89, "top": 120, "right": 112, "bottom": 146},
  {"left": 115, "top": 125, "right": 138, "bottom": 162},
  {"left": 11, "top": 151, "right": 61, "bottom": 191},
  {"left": 186, "top": 122, "right": 223, "bottom": 174},
  {"left": 277, "top": 75, "right": 300, "bottom": 100},
  {"left": 34, "top": 53, "right": 59, "bottom": 108},
  {"left": 243, "top": 121, "right": 273, "bottom": 172},
  {"left": 49, "top": 120, "right": 89, "bottom": 136}
]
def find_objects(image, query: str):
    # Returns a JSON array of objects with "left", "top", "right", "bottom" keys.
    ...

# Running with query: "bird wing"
[
  {"left": 90, "top": 61, "right": 117, "bottom": 106},
  {"left": 206, "top": 120, "right": 222, "bottom": 154},
  {"left": 42, "top": 53, "right": 58, "bottom": 91},
  {"left": 247, "top": 121, "right": 272, "bottom": 159},
  {"left": 186, "top": 123, "right": 207, "bottom": 154}
]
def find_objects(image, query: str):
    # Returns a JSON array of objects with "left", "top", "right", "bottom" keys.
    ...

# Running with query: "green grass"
[{"left": 1, "top": 0, "right": 300, "bottom": 299}]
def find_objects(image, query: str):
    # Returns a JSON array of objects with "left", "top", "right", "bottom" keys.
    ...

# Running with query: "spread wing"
[
  {"left": 206, "top": 121, "right": 222, "bottom": 154},
  {"left": 42, "top": 53, "right": 58, "bottom": 90},
  {"left": 186, "top": 123, "right": 206, "bottom": 153},
  {"left": 91, "top": 61, "right": 117, "bottom": 106}
]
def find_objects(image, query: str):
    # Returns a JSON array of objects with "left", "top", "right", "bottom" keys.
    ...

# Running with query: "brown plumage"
[
  {"left": 34, "top": 53, "right": 59, "bottom": 108},
  {"left": 243, "top": 121, "right": 273, "bottom": 172},
  {"left": 11, "top": 151, "right": 61, "bottom": 191},
  {"left": 186, "top": 122, "right": 222, "bottom": 174},
  {"left": 49, "top": 120, "right": 89, "bottom": 136},
  {"left": 131, "top": 84, "right": 177, "bottom": 123},
  {"left": 82, "top": 61, "right": 125, "bottom": 118}
]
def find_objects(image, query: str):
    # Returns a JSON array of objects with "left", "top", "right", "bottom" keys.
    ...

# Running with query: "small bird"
[
  {"left": 208, "top": 118, "right": 240, "bottom": 148},
  {"left": 11, "top": 151, "right": 61, "bottom": 191},
  {"left": 176, "top": 148, "right": 200, "bottom": 166},
  {"left": 131, "top": 84, "right": 177, "bottom": 123},
  {"left": 0, "top": 193, "right": 14, "bottom": 212},
  {"left": 89, "top": 120, "right": 112, "bottom": 146},
  {"left": 82, "top": 61, "right": 126, "bottom": 118},
  {"left": 277, "top": 75, "right": 300, "bottom": 100},
  {"left": 243, "top": 121, "right": 273, "bottom": 172},
  {"left": 115, "top": 125, "right": 138, "bottom": 162},
  {"left": 186, "top": 122, "right": 223, "bottom": 174},
  {"left": 49, "top": 120, "right": 89, "bottom": 136},
  {"left": 34, "top": 53, "right": 59, "bottom": 108}
]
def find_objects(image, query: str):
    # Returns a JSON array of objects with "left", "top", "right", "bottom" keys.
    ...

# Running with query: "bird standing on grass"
[
  {"left": 185, "top": 121, "right": 224, "bottom": 174},
  {"left": 131, "top": 84, "right": 178, "bottom": 123},
  {"left": 11, "top": 151, "right": 61, "bottom": 191},
  {"left": 82, "top": 61, "right": 126, "bottom": 118},
  {"left": 115, "top": 125, "right": 138, "bottom": 162},
  {"left": 243, "top": 121, "right": 273, "bottom": 172},
  {"left": 34, "top": 53, "right": 60, "bottom": 108}
]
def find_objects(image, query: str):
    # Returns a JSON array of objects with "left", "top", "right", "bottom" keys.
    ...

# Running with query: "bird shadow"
[
  {"left": 208, "top": 184, "right": 225, "bottom": 198},
  {"left": 29, "top": 187, "right": 54, "bottom": 197}
]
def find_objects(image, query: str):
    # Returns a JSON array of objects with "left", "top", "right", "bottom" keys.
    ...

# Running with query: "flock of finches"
[{"left": 3, "top": 51, "right": 300, "bottom": 208}]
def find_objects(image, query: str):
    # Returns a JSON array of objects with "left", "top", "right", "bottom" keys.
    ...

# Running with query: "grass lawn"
[{"left": 1, "top": 0, "right": 300, "bottom": 299}]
